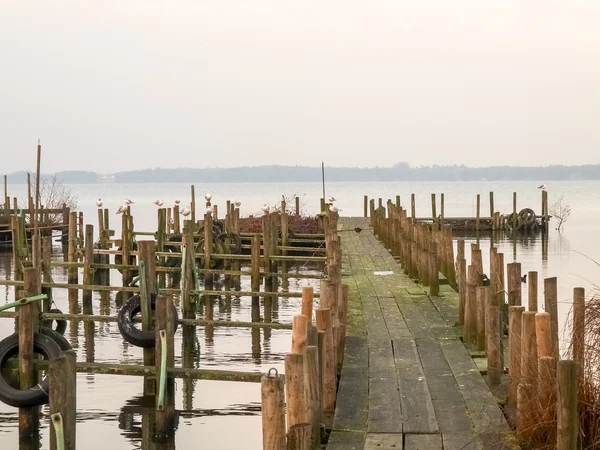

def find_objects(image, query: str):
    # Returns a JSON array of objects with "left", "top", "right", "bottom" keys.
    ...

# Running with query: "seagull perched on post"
[
  {"left": 262, "top": 205, "right": 270, "bottom": 214},
  {"left": 153, "top": 199, "right": 164, "bottom": 207},
  {"left": 206, "top": 206, "right": 213, "bottom": 215},
  {"left": 234, "top": 201, "right": 241, "bottom": 208},
  {"left": 537, "top": 184, "right": 547, "bottom": 190},
  {"left": 180, "top": 206, "right": 191, "bottom": 217},
  {"left": 116, "top": 203, "right": 128, "bottom": 215},
  {"left": 205, "top": 193, "right": 212, "bottom": 201},
  {"left": 331, "top": 206, "right": 340, "bottom": 213},
  {"left": 174, "top": 199, "right": 180, "bottom": 205},
  {"left": 125, "top": 198, "right": 134, "bottom": 205},
  {"left": 328, "top": 196, "right": 336, "bottom": 203},
  {"left": 96, "top": 198, "right": 103, "bottom": 207}
]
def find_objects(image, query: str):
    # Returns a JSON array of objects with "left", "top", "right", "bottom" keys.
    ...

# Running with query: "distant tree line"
[{"left": 5, "top": 163, "right": 600, "bottom": 184}]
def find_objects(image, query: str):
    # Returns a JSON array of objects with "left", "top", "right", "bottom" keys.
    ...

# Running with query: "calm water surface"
[{"left": 1, "top": 180, "right": 599, "bottom": 449}]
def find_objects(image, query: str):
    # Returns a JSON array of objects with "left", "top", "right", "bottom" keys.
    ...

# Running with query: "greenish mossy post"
[
  {"left": 204, "top": 212, "right": 213, "bottom": 287},
  {"left": 155, "top": 295, "right": 176, "bottom": 439},
  {"left": 429, "top": 246, "right": 439, "bottom": 297},
  {"left": 411, "top": 193, "right": 416, "bottom": 221},
  {"left": 262, "top": 213, "right": 272, "bottom": 291},
  {"left": 19, "top": 267, "right": 41, "bottom": 438},
  {"left": 121, "top": 211, "right": 131, "bottom": 287},
  {"left": 49, "top": 350, "right": 76, "bottom": 450}
]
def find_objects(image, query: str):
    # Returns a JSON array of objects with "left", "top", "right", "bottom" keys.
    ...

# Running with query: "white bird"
[
  {"left": 537, "top": 184, "right": 547, "bottom": 190},
  {"left": 328, "top": 196, "right": 336, "bottom": 203},
  {"left": 331, "top": 206, "right": 339, "bottom": 213},
  {"left": 96, "top": 198, "right": 103, "bottom": 207},
  {"left": 262, "top": 204, "right": 270, "bottom": 214},
  {"left": 205, "top": 193, "right": 212, "bottom": 201},
  {"left": 180, "top": 206, "right": 191, "bottom": 217},
  {"left": 125, "top": 198, "right": 134, "bottom": 205},
  {"left": 153, "top": 199, "right": 164, "bottom": 207},
  {"left": 174, "top": 199, "right": 180, "bottom": 205},
  {"left": 234, "top": 201, "right": 241, "bottom": 207},
  {"left": 116, "top": 203, "right": 128, "bottom": 215},
  {"left": 206, "top": 206, "right": 213, "bottom": 215}
]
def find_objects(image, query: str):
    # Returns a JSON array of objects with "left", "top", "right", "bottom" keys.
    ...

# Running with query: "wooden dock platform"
[{"left": 327, "top": 218, "right": 518, "bottom": 450}]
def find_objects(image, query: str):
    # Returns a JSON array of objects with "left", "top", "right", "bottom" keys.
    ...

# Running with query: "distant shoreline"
[{"left": 5, "top": 163, "right": 600, "bottom": 183}]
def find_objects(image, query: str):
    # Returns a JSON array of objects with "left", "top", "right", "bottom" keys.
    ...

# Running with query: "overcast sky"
[{"left": 1, "top": 1, "right": 599, "bottom": 173}]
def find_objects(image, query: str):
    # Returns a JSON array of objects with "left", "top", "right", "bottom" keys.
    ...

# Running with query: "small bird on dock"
[
  {"left": 96, "top": 198, "right": 103, "bottom": 207},
  {"left": 262, "top": 205, "right": 270, "bottom": 214},
  {"left": 174, "top": 199, "right": 180, "bottom": 205},
  {"left": 331, "top": 206, "right": 340, "bottom": 213},
  {"left": 205, "top": 193, "right": 212, "bottom": 201},
  {"left": 328, "top": 196, "right": 336, "bottom": 203},
  {"left": 180, "top": 206, "right": 191, "bottom": 217},
  {"left": 153, "top": 199, "right": 164, "bottom": 207},
  {"left": 537, "top": 184, "right": 547, "bottom": 190},
  {"left": 521, "top": 274, "right": 527, "bottom": 283},
  {"left": 206, "top": 206, "right": 213, "bottom": 215},
  {"left": 116, "top": 203, "right": 128, "bottom": 215},
  {"left": 125, "top": 198, "right": 134, "bottom": 205},
  {"left": 234, "top": 201, "right": 241, "bottom": 207}
]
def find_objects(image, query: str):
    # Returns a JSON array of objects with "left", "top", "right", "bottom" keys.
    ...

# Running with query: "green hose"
[
  {"left": 51, "top": 412, "right": 65, "bottom": 450},
  {"left": 157, "top": 329, "right": 167, "bottom": 410}
]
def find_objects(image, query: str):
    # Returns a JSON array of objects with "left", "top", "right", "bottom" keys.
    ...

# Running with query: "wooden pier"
[{"left": 327, "top": 218, "right": 516, "bottom": 449}]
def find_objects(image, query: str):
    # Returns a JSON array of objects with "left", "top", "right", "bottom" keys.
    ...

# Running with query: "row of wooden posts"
[
  {"left": 371, "top": 200, "right": 457, "bottom": 295},
  {"left": 363, "top": 191, "right": 550, "bottom": 232},
  {"left": 370, "top": 198, "right": 579, "bottom": 447},
  {"left": 260, "top": 209, "right": 348, "bottom": 450},
  {"left": 2, "top": 198, "right": 333, "bottom": 449},
  {"left": 456, "top": 241, "right": 582, "bottom": 448}
]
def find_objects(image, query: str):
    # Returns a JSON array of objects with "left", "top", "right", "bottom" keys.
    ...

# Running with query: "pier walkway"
[{"left": 327, "top": 218, "right": 517, "bottom": 450}]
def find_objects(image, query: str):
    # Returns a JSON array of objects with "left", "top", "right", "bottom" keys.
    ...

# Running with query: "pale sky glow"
[{"left": 1, "top": 1, "right": 599, "bottom": 173}]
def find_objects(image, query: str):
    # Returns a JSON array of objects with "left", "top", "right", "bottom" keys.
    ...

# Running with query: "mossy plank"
[
  {"left": 364, "top": 433, "right": 404, "bottom": 449},
  {"left": 404, "top": 433, "right": 443, "bottom": 449}
]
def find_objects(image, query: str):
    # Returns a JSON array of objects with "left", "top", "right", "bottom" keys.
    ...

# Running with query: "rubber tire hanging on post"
[
  {"left": 117, "top": 294, "right": 179, "bottom": 348},
  {"left": 0, "top": 332, "right": 62, "bottom": 408},
  {"left": 39, "top": 326, "right": 72, "bottom": 352},
  {"left": 505, "top": 212, "right": 523, "bottom": 231},
  {"left": 217, "top": 232, "right": 242, "bottom": 255},
  {"left": 195, "top": 236, "right": 226, "bottom": 270},
  {"left": 41, "top": 308, "right": 68, "bottom": 335},
  {"left": 519, "top": 208, "right": 536, "bottom": 227}
]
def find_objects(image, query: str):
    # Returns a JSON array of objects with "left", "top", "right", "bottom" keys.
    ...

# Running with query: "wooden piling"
[
  {"left": 292, "top": 315, "right": 309, "bottom": 355},
  {"left": 190, "top": 185, "right": 196, "bottom": 224},
  {"left": 19, "top": 267, "right": 41, "bottom": 437},
  {"left": 316, "top": 308, "right": 335, "bottom": 412},
  {"left": 485, "top": 285, "right": 501, "bottom": 386},
  {"left": 476, "top": 194, "right": 480, "bottom": 231},
  {"left": 287, "top": 424, "right": 311, "bottom": 450},
  {"left": 521, "top": 311, "right": 538, "bottom": 417},
  {"left": 489, "top": 191, "right": 494, "bottom": 217},
  {"left": 67, "top": 212, "right": 78, "bottom": 305},
  {"left": 251, "top": 236, "right": 261, "bottom": 293},
  {"left": 138, "top": 241, "right": 157, "bottom": 394},
  {"left": 528, "top": 271, "right": 538, "bottom": 311},
  {"left": 557, "top": 360, "right": 578, "bottom": 450},
  {"left": 155, "top": 295, "right": 176, "bottom": 438},
  {"left": 157, "top": 208, "right": 167, "bottom": 289},
  {"left": 303, "top": 345, "right": 320, "bottom": 449},
  {"left": 572, "top": 287, "right": 585, "bottom": 377},
  {"left": 476, "top": 286, "right": 486, "bottom": 351},
  {"left": 285, "top": 353, "right": 307, "bottom": 429},
  {"left": 458, "top": 258, "right": 466, "bottom": 327},
  {"left": 464, "top": 265, "right": 477, "bottom": 344},
  {"left": 301, "top": 287, "right": 314, "bottom": 326},
  {"left": 508, "top": 306, "right": 525, "bottom": 405},
  {"left": 429, "top": 249, "right": 439, "bottom": 296},
  {"left": 49, "top": 350, "right": 77, "bottom": 450},
  {"left": 336, "top": 284, "right": 349, "bottom": 367},
  {"left": 261, "top": 372, "right": 286, "bottom": 450},
  {"left": 507, "top": 262, "right": 522, "bottom": 307},
  {"left": 83, "top": 224, "right": 94, "bottom": 307},
  {"left": 41, "top": 235, "right": 53, "bottom": 311},
  {"left": 204, "top": 212, "right": 213, "bottom": 285},
  {"left": 544, "top": 277, "right": 559, "bottom": 359}
]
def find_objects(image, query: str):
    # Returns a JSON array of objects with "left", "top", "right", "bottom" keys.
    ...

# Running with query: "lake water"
[{"left": 1, "top": 180, "right": 599, "bottom": 449}]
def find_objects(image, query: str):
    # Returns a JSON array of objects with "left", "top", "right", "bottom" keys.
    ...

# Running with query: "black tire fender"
[
  {"left": 117, "top": 294, "right": 179, "bottom": 348},
  {"left": 41, "top": 308, "right": 67, "bottom": 336},
  {"left": 39, "top": 326, "right": 72, "bottom": 352},
  {"left": 0, "top": 332, "right": 62, "bottom": 408}
]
